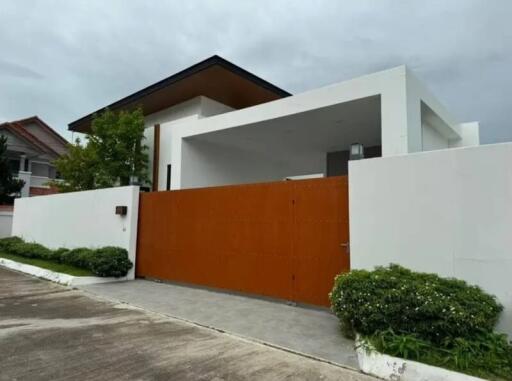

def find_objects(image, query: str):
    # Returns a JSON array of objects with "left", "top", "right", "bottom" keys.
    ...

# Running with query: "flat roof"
[{"left": 68, "top": 55, "right": 290, "bottom": 133}]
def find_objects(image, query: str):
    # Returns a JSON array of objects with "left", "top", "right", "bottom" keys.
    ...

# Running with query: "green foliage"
[
  {"left": 52, "top": 247, "right": 71, "bottom": 262},
  {"left": 88, "top": 246, "right": 133, "bottom": 277},
  {"left": 88, "top": 108, "right": 149, "bottom": 187},
  {"left": 0, "top": 135, "right": 25, "bottom": 203},
  {"left": 50, "top": 138, "right": 97, "bottom": 192},
  {"left": 366, "top": 329, "right": 512, "bottom": 380},
  {"left": 0, "top": 236, "right": 24, "bottom": 252},
  {"left": 52, "top": 108, "right": 149, "bottom": 192},
  {"left": 0, "top": 237, "right": 132, "bottom": 277},
  {"left": 330, "top": 264, "right": 502, "bottom": 343},
  {"left": 10, "top": 242, "right": 52, "bottom": 259},
  {"left": 331, "top": 265, "right": 511, "bottom": 380},
  {"left": 63, "top": 248, "right": 95, "bottom": 268}
]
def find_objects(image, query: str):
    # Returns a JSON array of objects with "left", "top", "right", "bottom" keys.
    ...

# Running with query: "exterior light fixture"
[
  {"left": 115, "top": 206, "right": 128, "bottom": 216},
  {"left": 129, "top": 176, "right": 140, "bottom": 185},
  {"left": 349, "top": 143, "right": 365, "bottom": 160}
]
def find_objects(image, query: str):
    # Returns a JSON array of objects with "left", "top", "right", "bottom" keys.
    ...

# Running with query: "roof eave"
[{"left": 68, "top": 55, "right": 290, "bottom": 132}]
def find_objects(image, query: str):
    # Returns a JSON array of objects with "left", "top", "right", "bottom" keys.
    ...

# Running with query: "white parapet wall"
[
  {"left": 12, "top": 186, "right": 139, "bottom": 279},
  {"left": 349, "top": 143, "right": 512, "bottom": 337}
]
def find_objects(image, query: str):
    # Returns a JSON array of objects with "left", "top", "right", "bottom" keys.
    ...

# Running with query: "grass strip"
[{"left": 0, "top": 251, "right": 94, "bottom": 276}]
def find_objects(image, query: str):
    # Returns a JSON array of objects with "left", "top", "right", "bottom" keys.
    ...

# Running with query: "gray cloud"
[
  {"left": 0, "top": 60, "right": 44, "bottom": 79},
  {"left": 0, "top": 0, "right": 510, "bottom": 143}
]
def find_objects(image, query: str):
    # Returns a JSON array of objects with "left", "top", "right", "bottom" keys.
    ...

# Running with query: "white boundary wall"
[
  {"left": 0, "top": 211, "right": 13, "bottom": 238},
  {"left": 12, "top": 186, "right": 139, "bottom": 279},
  {"left": 349, "top": 143, "right": 512, "bottom": 336}
]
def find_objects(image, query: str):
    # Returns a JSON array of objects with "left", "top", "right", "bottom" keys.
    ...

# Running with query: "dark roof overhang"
[{"left": 68, "top": 55, "right": 290, "bottom": 133}]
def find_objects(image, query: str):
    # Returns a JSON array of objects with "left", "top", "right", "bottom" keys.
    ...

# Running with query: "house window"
[
  {"left": 31, "top": 162, "right": 49, "bottom": 177},
  {"left": 48, "top": 166, "right": 57, "bottom": 179},
  {"left": 166, "top": 164, "right": 172, "bottom": 191}
]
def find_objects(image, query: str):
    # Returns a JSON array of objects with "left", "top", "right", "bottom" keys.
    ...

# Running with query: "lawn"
[{"left": 0, "top": 251, "right": 94, "bottom": 276}]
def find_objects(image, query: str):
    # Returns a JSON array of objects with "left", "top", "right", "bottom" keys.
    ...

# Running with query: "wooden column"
[{"left": 152, "top": 124, "right": 160, "bottom": 191}]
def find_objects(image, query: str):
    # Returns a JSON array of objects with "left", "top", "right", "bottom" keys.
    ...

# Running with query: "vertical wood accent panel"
[{"left": 152, "top": 124, "right": 160, "bottom": 191}]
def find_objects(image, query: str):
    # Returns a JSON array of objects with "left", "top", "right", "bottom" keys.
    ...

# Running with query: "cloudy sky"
[{"left": 0, "top": 0, "right": 510, "bottom": 143}]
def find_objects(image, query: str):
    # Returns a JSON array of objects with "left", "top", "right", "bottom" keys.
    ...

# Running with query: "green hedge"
[
  {"left": 330, "top": 264, "right": 502, "bottom": 343},
  {"left": 0, "top": 237, "right": 132, "bottom": 277},
  {"left": 330, "top": 264, "right": 512, "bottom": 380}
]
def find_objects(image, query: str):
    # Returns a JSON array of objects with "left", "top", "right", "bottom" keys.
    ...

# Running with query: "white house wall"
[
  {"left": 143, "top": 96, "right": 234, "bottom": 188},
  {"left": 12, "top": 186, "right": 140, "bottom": 279},
  {"left": 349, "top": 143, "right": 512, "bottom": 337},
  {"left": 199, "top": 96, "right": 234, "bottom": 117},
  {"left": 421, "top": 121, "right": 449, "bottom": 151},
  {"left": 143, "top": 97, "right": 203, "bottom": 186},
  {"left": 144, "top": 97, "right": 203, "bottom": 128},
  {"left": 451, "top": 122, "right": 480, "bottom": 148},
  {"left": 180, "top": 138, "right": 325, "bottom": 189},
  {"left": 156, "top": 66, "right": 479, "bottom": 190}
]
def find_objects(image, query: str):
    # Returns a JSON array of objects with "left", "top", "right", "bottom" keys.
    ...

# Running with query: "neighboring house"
[
  {"left": 0, "top": 116, "right": 68, "bottom": 197},
  {"left": 68, "top": 55, "right": 480, "bottom": 191}
]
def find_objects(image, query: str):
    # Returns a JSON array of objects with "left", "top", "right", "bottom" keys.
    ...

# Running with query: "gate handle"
[{"left": 340, "top": 242, "right": 350, "bottom": 254}]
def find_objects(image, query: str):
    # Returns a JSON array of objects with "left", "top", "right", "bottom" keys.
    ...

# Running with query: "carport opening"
[{"left": 180, "top": 95, "right": 381, "bottom": 189}]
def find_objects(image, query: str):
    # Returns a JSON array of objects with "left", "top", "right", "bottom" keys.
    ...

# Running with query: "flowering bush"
[{"left": 329, "top": 264, "right": 503, "bottom": 343}]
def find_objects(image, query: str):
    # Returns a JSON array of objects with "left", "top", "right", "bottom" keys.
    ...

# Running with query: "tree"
[
  {"left": 50, "top": 137, "right": 97, "bottom": 192},
  {"left": 53, "top": 108, "right": 149, "bottom": 192},
  {"left": 0, "top": 135, "right": 25, "bottom": 204}
]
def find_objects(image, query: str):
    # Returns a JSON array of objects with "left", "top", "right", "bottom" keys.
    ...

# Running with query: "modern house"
[
  {"left": 69, "top": 55, "right": 480, "bottom": 191},
  {"left": 15, "top": 56, "right": 512, "bottom": 335},
  {"left": 0, "top": 116, "right": 68, "bottom": 197}
]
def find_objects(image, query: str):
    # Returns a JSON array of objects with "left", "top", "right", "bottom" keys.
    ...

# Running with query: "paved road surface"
[{"left": 0, "top": 268, "right": 374, "bottom": 381}]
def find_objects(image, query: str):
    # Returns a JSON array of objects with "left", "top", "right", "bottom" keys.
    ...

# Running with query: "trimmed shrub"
[
  {"left": 62, "top": 248, "right": 95, "bottom": 268},
  {"left": 51, "top": 248, "right": 70, "bottom": 263},
  {"left": 331, "top": 265, "right": 511, "bottom": 379},
  {"left": 330, "top": 264, "right": 503, "bottom": 343},
  {"left": 0, "top": 237, "right": 132, "bottom": 277},
  {"left": 0, "top": 236, "right": 24, "bottom": 252},
  {"left": 10, "top": 242, "right": 52, "bottom": 259},
  {"left": 88, "top": 246, "right": 132, "bottom": 277}
]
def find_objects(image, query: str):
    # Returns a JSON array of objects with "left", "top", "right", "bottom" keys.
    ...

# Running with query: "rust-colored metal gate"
[{"left": 136, "top": 176, "right": 349, "bottom": 307}]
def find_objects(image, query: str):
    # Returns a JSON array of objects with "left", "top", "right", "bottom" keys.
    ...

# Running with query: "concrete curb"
[
  {"left": 356, "top": 338, "right": 486, "bottom": 381},
  {"left": 0, "top": 258, "right": 128, "bottom": 286}
]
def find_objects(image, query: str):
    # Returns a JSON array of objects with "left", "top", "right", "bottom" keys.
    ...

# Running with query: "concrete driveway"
[
  {"left": 0, "top": 268, "right": 374, "bottom": 381},
  {"left": 80, "top": 279, "right": 358, "bottom": 368}
]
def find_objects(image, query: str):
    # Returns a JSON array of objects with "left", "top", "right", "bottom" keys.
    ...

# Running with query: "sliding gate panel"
[{"left": 136, "top": 176, "right": 349, "bottom": 307}]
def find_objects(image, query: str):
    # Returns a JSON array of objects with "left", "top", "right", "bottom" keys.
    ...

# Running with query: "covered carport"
[{"left": 180, "top": 95, "right": 381, "bottom": 189}]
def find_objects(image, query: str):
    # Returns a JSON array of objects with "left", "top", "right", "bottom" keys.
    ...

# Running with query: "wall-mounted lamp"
[
  {"left": 349, "top": 143, "right": 365, "bottom": 160},
  {"left": 115, "top": 206, "right": 128, "bottom": 216},
  {"left": 129, "top": 176, "right": 140, "bottom": 185}
]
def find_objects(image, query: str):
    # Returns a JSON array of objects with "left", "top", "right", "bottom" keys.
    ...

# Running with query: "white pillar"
[
  {"left": 19, "top": 155, "right": 27, "bottom": 172},
  {"left": 17, "top": 171, "right": 31, "bottom": 198},
  {"left": 380, "top": 67, "right": 423, "bottom": 157}
]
